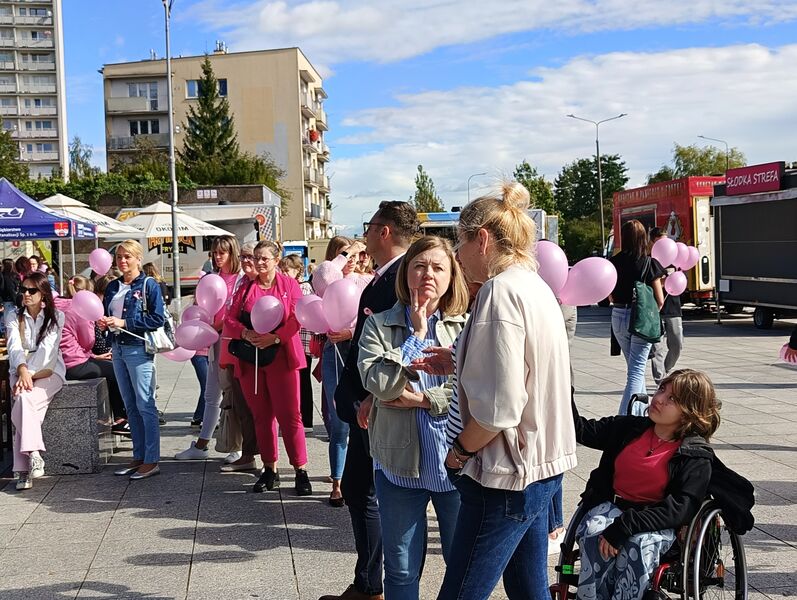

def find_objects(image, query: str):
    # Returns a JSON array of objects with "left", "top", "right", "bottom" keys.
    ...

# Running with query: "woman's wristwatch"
[{"left": 451, "top": 436, "right": 477, "bottom": 465}]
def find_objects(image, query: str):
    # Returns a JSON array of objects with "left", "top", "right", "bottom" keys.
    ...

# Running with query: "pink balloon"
[
  {"left": 162, "top": 346, "right": 196, "bottom": 362},
  {"left": 323, "top": 279, "right": 361, "bottom": 332},
  {"left": 683, "top": 246, "right": 700, "bottom": 271},
  {"left": 72, "top": 290, "right": 104, "bottom": 321},
  {"left": 296, "top": 294, "right": 330, "bottom": 333},
  {"left": 558, "top": 257, "right": 618, "bottom": 306},
  {"left": 195, "top": 273, "right": 227, "bottom": 315},
  {"left": 651, "top": 237, "right": 677, "bottom": 268},
  {"left": 536, "top": 240, "right": 569, "bottom": 296},
  {"left": 182, "top": 305, "right": 212, "bottom": 325},
  {"left": 174, "top": 320, "right": 219, "bottom": 351},
  {"left": 673, "top": 243, "right": 690, "bottom": 270},
  {"left": 89, "top": 248, "right": 113, "bottom": 276},
  {"left": 664, "top": 270, "right": 688, "bottom": 296},
  {"left": 251, "top": 296, "right": 285, "bottom": 334},
  {"left": 779, "top": 343, "right": 797, "bottom": 364}
]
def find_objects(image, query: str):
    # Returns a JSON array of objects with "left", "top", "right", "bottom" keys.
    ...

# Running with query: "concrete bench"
[{"left": 41, "top": 378, "right": 113, "bottom": 475}]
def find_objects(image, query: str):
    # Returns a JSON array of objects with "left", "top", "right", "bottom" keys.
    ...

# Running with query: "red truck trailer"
[{"left": 612, "top": 176, "right": 725, "bottom": 306}]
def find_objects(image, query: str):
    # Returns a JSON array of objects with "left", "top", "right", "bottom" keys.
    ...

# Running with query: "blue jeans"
[
  {"left": 548, "top": 477, "right": 564, "bottom": 533},
  {"left": 190, "top": 354, "right": 208, "bottom": 422},
  {"left": 112, "top": 342, "right": 159, "bottom": 463},
  {"left": 611, "top": 307, "right": 652, "bottom": 415},
  {"left": 375, "top": 470, "right": 460, "bottom": 600},
  {"left": 322, "top": 340, "right": 350, "bottom": 480},
  {"left": 438, "top": 472, "right": 561, "bottom": 600}
]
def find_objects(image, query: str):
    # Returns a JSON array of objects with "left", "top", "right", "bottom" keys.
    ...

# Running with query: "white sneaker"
[
  {"left": 30, "top": 454, "right": 45, "bottom": 479},
  {"left": 174, "top": 441, "right": 209, "bottom": 460},
  {"left": 224, "top": 451, "right": 242, "bottom": 464},
  {"left": 548, "top": 529, "right": 566, "bottom": 556},
  {"left": 15, "top": 472, "right": 32, "bottom": 491}
]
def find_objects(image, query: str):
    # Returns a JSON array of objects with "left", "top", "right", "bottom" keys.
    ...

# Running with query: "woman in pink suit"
[{"left": 224, "top": 240, "right": 312, "bottom": 496}]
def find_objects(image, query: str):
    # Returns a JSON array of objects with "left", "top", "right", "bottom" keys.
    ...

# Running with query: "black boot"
[
  {"left": 253, "top": 467, "right": 280, "bottom": 493},
  {"left": 295, "top": 468, "right": 313, "bottom": 496}
]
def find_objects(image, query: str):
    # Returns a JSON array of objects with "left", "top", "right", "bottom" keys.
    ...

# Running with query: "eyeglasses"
[
  {"left": 239, "top": 254, "right": 254, "bottom": 262},
  {"left": 253, "top": 255, "right": 276, "bottom": 263},
  {"left": 363, "top": 221, "right": 386, "bottom": 235},
  {"left": 21, "top": 286, "right": 40, "bottom": 295}
]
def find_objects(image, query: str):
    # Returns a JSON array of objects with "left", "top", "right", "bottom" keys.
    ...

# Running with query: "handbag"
[
  {"left": 142, "top": 277, "right": 176, "bottom": 354},
  {"left": 227, "top": 280, "right": 279, "bottom": 367},
  {"left": 628, "top": 257, "right": 663, "bottom": 343}
]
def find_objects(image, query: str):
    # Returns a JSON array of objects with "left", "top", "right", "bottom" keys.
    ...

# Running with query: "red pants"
[{"left": 238, "top": 360, "right": 307, "bottom": 467}]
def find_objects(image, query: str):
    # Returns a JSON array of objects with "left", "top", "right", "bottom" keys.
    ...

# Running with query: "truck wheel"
[
  {"left": 725, "top": 304, "right": 744, "bottom": 315},
  {"left": 753, "top": 307, "right": 774, "bottom": 329}
]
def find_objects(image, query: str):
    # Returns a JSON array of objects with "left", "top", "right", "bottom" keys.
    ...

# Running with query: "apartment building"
[
  {"left": 102, "top": 45, "right": 331, "bottom": 242},
  {"left": 0, "top": 0, "right": 68, "bottom": 179}
]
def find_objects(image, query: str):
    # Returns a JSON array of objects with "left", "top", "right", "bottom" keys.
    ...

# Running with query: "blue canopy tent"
[{"left": 0, "top": 178, "right": 97, "bottom": 285}]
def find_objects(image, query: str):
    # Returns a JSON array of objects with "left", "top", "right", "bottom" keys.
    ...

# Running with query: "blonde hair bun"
[{"left": 501, "top": 181, "right": 530, "bottom": 211}]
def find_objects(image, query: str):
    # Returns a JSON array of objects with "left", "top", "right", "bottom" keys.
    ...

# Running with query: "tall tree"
[
  {"left": 178, "top": 55, "right": 239, "bottom": 171},
  {"left": 647, "top": 143, "right": 746, "bottom": 183},
  {"left": 68, "top": 136, "right": 97, "bottom": 179},
  {"left": 0, "top": 129, "right": 28, "bottom": 183},
  {"left": 409, "top": 164, "right": 444, "bottom": 212},
  {"left": 513, "top": 160, "right": 555, "bottom": 214}
]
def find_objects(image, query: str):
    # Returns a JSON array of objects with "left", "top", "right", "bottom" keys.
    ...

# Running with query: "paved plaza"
[{"left": 0, "top": 307, "right": 795, "bottom": 599}]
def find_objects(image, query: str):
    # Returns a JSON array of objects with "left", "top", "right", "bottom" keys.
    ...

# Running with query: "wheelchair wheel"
[
  {"left": 685, "top": 504, "right": 747, "bottom": 600},
  {"left": 550, "top": 505, "right": 588, "bottom": 599}
]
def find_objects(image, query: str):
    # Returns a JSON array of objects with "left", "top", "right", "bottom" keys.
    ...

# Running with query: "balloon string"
[{"left": 254, "top": 347, "right": 258, "bottom": 396}]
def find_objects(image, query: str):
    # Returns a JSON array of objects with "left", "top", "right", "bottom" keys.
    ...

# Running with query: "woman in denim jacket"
[
  {"left": 358, "top": 236, "right": 469, "bottom": 600},
  {"left": 101, "top": 239, "right": 166, "bottom": 480}
]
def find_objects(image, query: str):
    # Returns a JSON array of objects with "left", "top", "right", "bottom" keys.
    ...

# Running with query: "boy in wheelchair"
[{"left": 570, "top": 369, "right": 726, "bottom": 600}]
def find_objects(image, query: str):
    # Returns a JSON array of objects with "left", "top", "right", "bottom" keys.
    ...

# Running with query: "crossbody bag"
[{"left": 628, "top": 257, "right": 663, "bottom": 343}]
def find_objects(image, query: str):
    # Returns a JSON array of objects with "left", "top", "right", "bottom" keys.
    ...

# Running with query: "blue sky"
[{"left": 63, "top": 0, "right": 797, "bottom": 231}]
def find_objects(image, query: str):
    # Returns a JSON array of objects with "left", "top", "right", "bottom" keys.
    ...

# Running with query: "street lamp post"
[
  {"left": 163, "top": 0, "right": 181, "bottom": 314},
  {"left": 567, "top": 113, "right": 627, "bottom": 253},
  {"left": 467, "top": 172, "right": 487, "bottom": 204},
  {"left": 697, "top": 135, "right": 730, "bottom": 173}
]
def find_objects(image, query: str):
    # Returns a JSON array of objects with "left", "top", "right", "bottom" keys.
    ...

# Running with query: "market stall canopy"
[
  {"left": 40, "top": 194, "right": 143, "bottom": 238},
  {"left": 0, "top": 178, "right": 97, "bottom": 241},
  {"left": 112, "top": 201, "right": 233, "bottom": 239}
]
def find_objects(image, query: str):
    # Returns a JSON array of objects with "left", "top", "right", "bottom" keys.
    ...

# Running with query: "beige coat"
[
  {"left": 456, "top": 265, "right": 577, "bottom": 491},
  {"left": 358, "top": 302, "right": 466, "bottom": 478}
]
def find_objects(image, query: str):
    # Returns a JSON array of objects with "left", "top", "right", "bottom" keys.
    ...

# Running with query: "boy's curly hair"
[{"left": 660, "top": 368, "right": 721, "bottom": 440}]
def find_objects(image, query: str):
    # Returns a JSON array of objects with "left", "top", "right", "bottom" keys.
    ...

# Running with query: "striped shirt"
[
  {"left": 445, "top": 337, "right": 463, "bottom": 447},
  {"left": 374, "top": 308, "right": 454, "bottom": 493}
]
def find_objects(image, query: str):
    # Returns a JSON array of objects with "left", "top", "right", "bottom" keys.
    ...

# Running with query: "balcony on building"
[
  {"left": 319, "top": 173, "right": 330, "bottom": 193},
  {"left": 0, "top": 39, "right": 15, "bottom": 48},
  {"left": 106, "top": 96, "right": 159, "bottom": 114},
  {"left": 305, "top": 203, "right": 322, "bottom": 220},
  {"left": 0, "top": 82, "right": 16, "bottom": 93},
  {"left": 303, "top": 166, "right": 319, "bottom": 187},
  {"left": 15, "top": 128, "right": 57, "bottom": 139},
  {"left": 0, "top": 60, "right": 14, "bottom": 70},
  {"left": 317, "top": 142, "right": 330, "bottom": 162},
  {"left": 315, "top": 106, "right": 327, "bottom": 131},
  {"left": 14, "top": 15, "right": 54, "bottom": 26},
  {"left": 108, "top": 133, "right": 169, "bottom": 151},
  {"left": 17, "top": 38, "right": 54, "bottom": 49},
  {"left": 19, "top": 105, "right": 56, "bottom": 116},
  {"left": 300, "top": 93, "right": 316, "bottom": 119},
  {"left": 19, "top": 82, "right": 55, "bottom": 93},
  {"left": 0, "top": 15, "right": 13, "bottom": 26},
  {"left": 302, "top": 134, "right": 319, "bottom": 153},
  {"left": 19, "top": 60, "right": 55, "bottom": 71},
  {"left": 0, "top": 105, "right": 17, "bottom": 116},
  {"left": 20, "top": 151, "right": 58, "bottom": 162}
]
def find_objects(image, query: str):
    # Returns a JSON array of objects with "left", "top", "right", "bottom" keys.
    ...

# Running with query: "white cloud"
[
  {"left": 328, "top": 43, "right": 797, "bottom": 232},
  {"left": 185, "top": 0, "right": 797, "bottom": 66}
]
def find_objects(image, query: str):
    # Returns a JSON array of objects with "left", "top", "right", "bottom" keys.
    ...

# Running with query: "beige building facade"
[
  {"left": 0, "top": 0, "right": 68, "bottom": 179},
  {"left": 102, "top": 46, "right": 331, "bottom": 242}
]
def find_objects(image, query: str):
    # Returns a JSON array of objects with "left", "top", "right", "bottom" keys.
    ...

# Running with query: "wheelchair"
[{"left": 551, "top": 394, "right": 749, "bottom": 600}]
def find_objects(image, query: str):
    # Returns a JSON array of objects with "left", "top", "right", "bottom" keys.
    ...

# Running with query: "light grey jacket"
[{"left": 358, "top": 301, "right": 466, "bottom": 478}]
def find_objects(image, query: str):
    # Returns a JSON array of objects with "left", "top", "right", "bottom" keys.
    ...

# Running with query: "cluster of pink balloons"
[
  {"left": 88, "top": 248, "right": 113, "bottom": 276},
  {"left": 537, "top": 241, "right": 618, "bottom": 307},
  {"left": 296, "top": 279, "right": 360, "bottom": 334},
  {"left": 168, "top": 274, "right": 229, "bottom": 357},
  {"left": 651, "top": 238, "right": 701, "bottom": 296}
]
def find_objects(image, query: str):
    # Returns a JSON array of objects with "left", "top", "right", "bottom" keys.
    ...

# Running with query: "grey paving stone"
[
  {"left": 6, "top": 519, "right": 112, "bottom": 548},
  {"left": 79, "top": 564, "right": 190, "bottom": 598},
  {"left": 0, "top": 570, "right": 84, "bottom": 599},
  {"left": 0, "top": 541, "right": 100, "bottom": 575}
]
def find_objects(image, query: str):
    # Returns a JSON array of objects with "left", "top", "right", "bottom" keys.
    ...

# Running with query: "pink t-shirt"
[
  {"left": 55, "top": 297, "right": 96, "bottom": 369},
  {"left": 613, "top": 427, "right": 681, "bottom": 503}
]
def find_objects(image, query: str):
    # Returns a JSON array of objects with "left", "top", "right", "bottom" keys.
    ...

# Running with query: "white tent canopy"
[
  {"left": 41, "top": 194, "right": 143, "bottom": 238},
  {"left": 110, "top": 201, "right": 233, "bottom": 240}
]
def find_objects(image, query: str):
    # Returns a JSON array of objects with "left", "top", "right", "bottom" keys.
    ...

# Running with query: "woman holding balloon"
[
  {"left": 175, "top": 235, "right": 245, "bottom": 464},
  {"left": 312, "top": 236, "right": 373, "bottom": 506},
  {"left": 101, "top": 240, "right": 166, "bottom": 480},
  {"left": 649, "top": 228, "right": 684, "bottom": 384},
  {"left": 224, "top": 240, "right": 312, "bottom": 496},
  {"left": 608, "top": 220, "right": 665, "bottom": 415}
]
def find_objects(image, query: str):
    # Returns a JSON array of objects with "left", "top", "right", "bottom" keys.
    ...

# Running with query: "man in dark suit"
[{"left": 319, "top": 201, "right": 418, "bottom": 600}]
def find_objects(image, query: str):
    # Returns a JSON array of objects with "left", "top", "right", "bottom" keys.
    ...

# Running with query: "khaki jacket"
[
  {"left": 456, "top": 266, "right": 578, "bottom": 491},
  {"left": 358, "top": 302, "right": 466, "bottom": 478}
]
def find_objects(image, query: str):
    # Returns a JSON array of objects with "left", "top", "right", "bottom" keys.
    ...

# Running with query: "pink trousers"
[{"left": 10, "top": 374, "right": 63, "bottom": 473}]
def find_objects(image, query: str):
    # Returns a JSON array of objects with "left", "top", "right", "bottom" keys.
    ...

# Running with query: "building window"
[
  {"left": 186, "top": 78, "right": 227, "bottom": 98},
  {"left": 128, "top": 81, "right": 158, "bottom": 111},
  {"left": 129, "top": 119, "right": 160, "bottom": 136}
]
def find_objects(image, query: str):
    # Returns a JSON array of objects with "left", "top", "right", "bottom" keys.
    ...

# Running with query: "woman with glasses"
[
  {"left": 224, "top": 240, "right": 312, "bottom": 496},
  {"left": 6, "top": 272, "right": 65, "bottom": 490},
  {"left": 175, "top": 235, "right": 245, "bottom": 465},
  {"left": 312, "top": 236, "right": 374, "bottom": 506}
]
